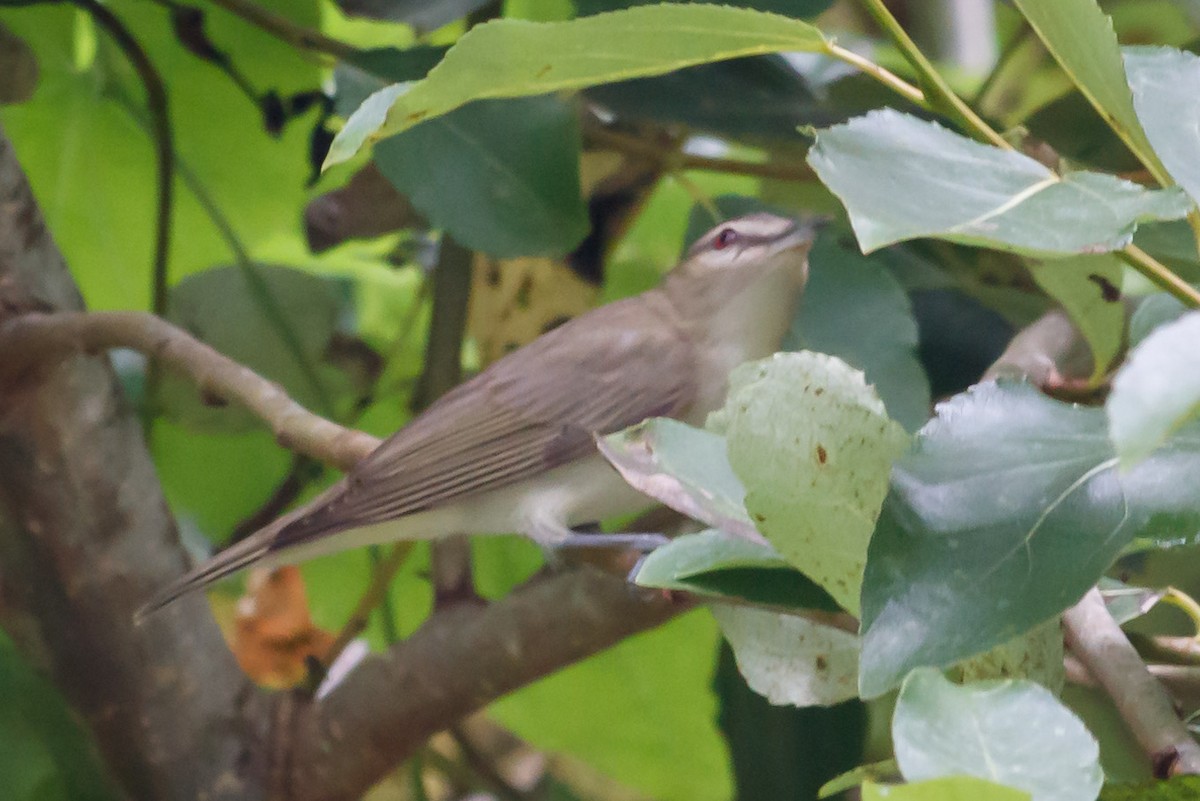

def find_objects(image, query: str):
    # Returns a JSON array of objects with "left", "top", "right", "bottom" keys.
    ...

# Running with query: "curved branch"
[
  {"left": 0, "top": 310, "right": 379, "bottom": 470},
  {"left": 287, "top": 568, "right": 688, "bottom": 800}
]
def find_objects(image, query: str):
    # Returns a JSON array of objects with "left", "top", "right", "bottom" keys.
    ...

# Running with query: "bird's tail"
[{"left": 133, "top": 529, "right": 276, "bottom": 624}]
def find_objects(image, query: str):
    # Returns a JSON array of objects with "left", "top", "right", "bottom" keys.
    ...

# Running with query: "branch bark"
[{"left": 1064, "top": 589, "right": 1200, "bottom": 777}]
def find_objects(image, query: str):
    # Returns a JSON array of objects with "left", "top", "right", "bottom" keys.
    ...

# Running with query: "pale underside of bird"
[{"left": 138, "top": 213, "right": 815, "bottom": 618}]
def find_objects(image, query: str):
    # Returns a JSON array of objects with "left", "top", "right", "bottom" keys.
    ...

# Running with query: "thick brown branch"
[
  {"left": 1064, "top": 589, "right": 1200, "bottom": 777},
  {"left": 287, "top": 568, "right": 687, "bottom": 800},
  {"left": 0, "top": 310, "right": 380, "bottom": 470}
]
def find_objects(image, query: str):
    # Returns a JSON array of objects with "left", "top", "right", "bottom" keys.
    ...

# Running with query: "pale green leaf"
[
  {"left": 894, "top": 670, "right": 1102, "bottom": 801},
  {"left": 597, "top": 418, "right": 761, "bottom": 541},
  {"left": 325, "top": 4, "right": 828, "bottom": 167},
  {"left": 864, "top": 777, "right": 1029, "bottom": 801},
  {"left": 712, "top": 352, "right": 909, "bottom": 615},
  {"left": 807, "top": 110, "right": 1190, "bottom": 256},
  {"left": 956, "top": 620, "right": 1065, "bottom": 695},
  {"left": 1108, "top": 310, "right": 1200, "bottom": 467},
  {"left": 1026, "top": 255, "right": 1125, "bottom": 384},
  {"left": 1125, "top": 46, "right": 1200, "bottom": 207},
  {"left": 1012, "top": 0, "right": 1166, "bottom": 179},
  {"left": 712, "top": 605, "right": 859, "bottom": 707}
]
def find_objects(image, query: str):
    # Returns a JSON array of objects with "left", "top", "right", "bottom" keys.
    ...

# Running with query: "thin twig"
[
  {"left": 856, "top": 0, "right": 1012, "bottom": 150},
  {"left": 970, "top": 21, "right": 1033, "bottom": 108},
  {"left": 73, "top": 0, "right": 174, "bottom": 317},
  {"left": 0, "top": 311, "right": 379, "bottom": 470},
  {"left": 1120, "top": 245, "right": 1200, "bottom": 308},
  {"left": 204, "top": 0, "right": 357, "bottom": 59},
  {"left": 586, "top": 125, "right": 817, "bottom": 183},
  {"left": 826, "top": 43, "right": 928, "bottom": 108},
  {"left": 323, "top": 543, "right": 416, "bottom": 670},
  {"left": 1064, "top": 588, "right": 1200, "bottom": 777}
]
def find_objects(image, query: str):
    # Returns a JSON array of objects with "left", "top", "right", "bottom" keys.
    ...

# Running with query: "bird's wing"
[{"left": 273, "top": 295, "right": 696, "bottom": 551}]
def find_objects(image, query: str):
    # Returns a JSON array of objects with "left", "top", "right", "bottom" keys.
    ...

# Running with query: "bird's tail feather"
[{"left": 133, "top": 532, "right": 275, "bottom": 624}]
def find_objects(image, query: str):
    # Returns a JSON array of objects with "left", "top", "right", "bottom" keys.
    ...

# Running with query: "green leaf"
[
  {"left": 820, "top": 760, "right": 901, "bottom": 799},
  {"left": 1026, "top": 255, "right": 1125, "bottom": 383},
  {"left": 1100, "top": 776, "right": 1200, "bottom": 800},
  {"left": 585, "top": 56, "right": 827, "bottom": 143},
  {"left": 712, "top": 605, "right": 859, "bottom": 706},
  {"left": 161, "top": 265, "right": 360, "bottom": 432},
  {"left": 0, "top": 634, "right": 119, "bottom": 801},
  {"left": 633, "top": 529, "right": 841, "bottom": 612},
  {"left": 893, "top": 670, "right": 1102, "bottom": 801},
  {"left": 1108, "top": 310, "right": 1200, "bottom": 467},
  {"left": 807, "top": 109, "right": 1191, "bottom": 256},
  {"left": 859, "top": 381, "right": 1200, "bottom": 697},
  {"left": 374, "top": 96, "right": 588, "bottom": 256},
  {"left": 1129, "top": 290, "right": 1190, "bottom": 346},
  {"left": 788, "top": 227, "right": 931, "bottom": 432},
  {"left": 1125, "top": 46, "right": 1200, "bottom": 207},
  {"left": 324, "top": 4, "right": 828, "bottom": 167},
  {"left": 1012, "top": 0, "right": 1166, "bottom": 180},
  {"left": 1098, "top": 577, "right": 1165, "bottom": 626},
  {"left": 711, "top": 352, "right": 909, "bottom": 615},
  {"left": 863, "top": 777, "right": 1030, "bottom": 801},
  {"left": 597, "top": 418, "right": 760, "bottom": 541},
  {"left": 490, "top": 610, "right": 733, "bottom": 801},
  {"left": 576, "top": 0, "right": 834, "bottom": 16}
]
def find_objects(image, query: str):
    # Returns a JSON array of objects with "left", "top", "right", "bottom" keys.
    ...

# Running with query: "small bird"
[{"left": 139, "top": 213, "right": 814, "bottom": 617}]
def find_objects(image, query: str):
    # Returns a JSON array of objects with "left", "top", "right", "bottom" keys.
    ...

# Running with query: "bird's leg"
[
  {"left": 529, "top": 517, "right": 669, "bottom": 553},
  {"left": 554, "top": 532, "right": 671, "bottom": 551}
]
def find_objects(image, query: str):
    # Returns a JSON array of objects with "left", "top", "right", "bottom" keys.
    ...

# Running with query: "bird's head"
[{"left": 665, "top": 213, "right": 815, "bottom": 306}]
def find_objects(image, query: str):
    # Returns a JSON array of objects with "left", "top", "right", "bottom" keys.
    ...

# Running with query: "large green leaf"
[
  {"left": 324, "top": 4, "right": 828, "bottom": 167},
  {"left": 1100, "top": 777, "right": 1200, "bottom": 800},
  {"left": 374, "top": 96, "right": 587, "bottom": 256},
  {"left": 859, "top": 381, "right": 1200, "bottom": 697},
  {"left": 1012, "top": 0, "right": 1166, "bottom": 179},
  {"left": 575, "top": 0, "right": 834, "bottom": 16},
  {"left": 490, "top": 610, "right": 733, "bottom": 801},
  {"left": 893, "top": 670, "right": 1102, "bottom": 801},
  {"left": 1107, "top": 310, "right": 1200, "bottom": 467},
  {"left": 711, "top": 353, "right": 909, "bottom": 615},
  {"left": 1125, "top": 46, "right": 1200, "bottom": 206},
  {"left": 585, "top": 56, "right": 834, "bottom": 142},
  {"left": 1025, "top": 254, "right": 1125, "bottom": 384},
  {"left": 807, "top": 109, "right": 1191, "bottom": 256}
]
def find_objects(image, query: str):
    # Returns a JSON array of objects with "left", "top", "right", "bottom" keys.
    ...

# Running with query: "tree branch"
[
  {"left": 0, "top": 310, "right": 380, "bottom": 470},
  {"left": 286, "top": 568, "right": 687, "bottom": 800},
  {"left": 1064, "top": 588, "right": 1200, "bottom": 777}
]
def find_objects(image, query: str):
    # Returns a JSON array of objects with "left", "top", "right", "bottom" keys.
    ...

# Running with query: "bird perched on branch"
[{"left": 139, "top": 213, "right": 814, "bottom": 618}]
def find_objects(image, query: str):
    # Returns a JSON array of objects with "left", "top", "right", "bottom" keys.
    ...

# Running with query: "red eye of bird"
[{"left": 713, "top": 228, "right": 738, "bottom": 250}]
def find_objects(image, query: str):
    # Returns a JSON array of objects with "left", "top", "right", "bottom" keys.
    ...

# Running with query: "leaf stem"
[
  {"left": 1119, "top": 244, "right": 1200, "bottom": 308},
  {"left": 204, "top": 0, "right": 357, "bottom": 60},
  {"left": 856, "top": 0, "right": 1012, "bottom": 150},
  {"left": 825, "top": 43, "right": 929, "bottom": 108}
]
